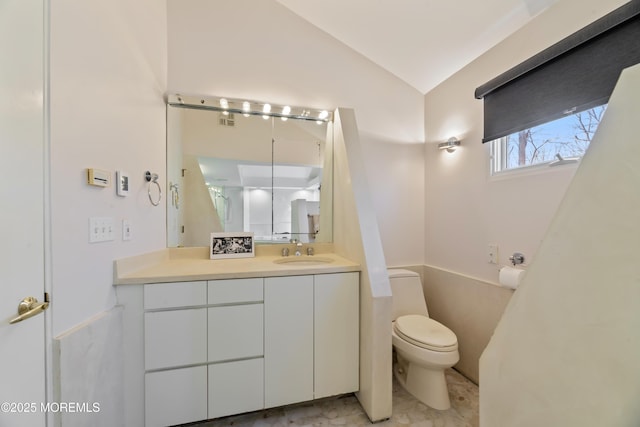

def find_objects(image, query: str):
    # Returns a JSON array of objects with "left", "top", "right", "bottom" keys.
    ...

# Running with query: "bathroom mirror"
[{"left": 166, "top": 95, "right": 333, "bottom": 247}]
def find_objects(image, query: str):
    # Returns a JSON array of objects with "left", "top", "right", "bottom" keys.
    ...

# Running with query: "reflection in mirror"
[{"left": 167, "top": 96, "right": 333, "bottom": 247}]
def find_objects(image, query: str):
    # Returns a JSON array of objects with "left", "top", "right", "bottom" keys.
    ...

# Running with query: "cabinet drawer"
[
  {"left": 144, "top": 281, "right": 206, "bottom": 309},
  {"left": 208, "top": 278, "right": 263, "bottom": 305},
  {"left": 209, "top": 358, "right": 264, "bottom": 418},
  {"left": 145, "top": 308, "right": 207, "bottom": 370},
  {"left": 145, "top": 366, "right": 207, "bottom": 427},
  {"left": 208, "top": 304, "right": 263, "bottom": 362}
]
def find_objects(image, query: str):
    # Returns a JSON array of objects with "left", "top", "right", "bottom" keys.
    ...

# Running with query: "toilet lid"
[{"left": 395, "top": 315, "right": 458, "bottom": 351}]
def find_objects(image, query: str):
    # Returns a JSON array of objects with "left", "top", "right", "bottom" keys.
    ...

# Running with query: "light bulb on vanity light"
[
  {"left": 262, "top": 103, "right": 271, "bottom": 120},
  {"left": 438, "top": 137, "right": 461, "bottom": 153},
  {"left": 219, "top": 98, "right": 229, "bottom": 115},
  {"left": 242, "top": 101, "right": 251, "bottom": 117},
  {"left": 317, "top": 110, "right": 329, "bottom": 124},
  {"left": 281, "top": 105, "right": 291, "bottom": 121}
]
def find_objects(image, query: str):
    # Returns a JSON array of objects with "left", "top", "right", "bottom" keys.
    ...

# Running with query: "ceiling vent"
[{"left": 218, "top": 112, "right": 235, "bottom": 127}]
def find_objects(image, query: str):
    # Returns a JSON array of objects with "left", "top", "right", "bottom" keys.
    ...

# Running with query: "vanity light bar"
[{"left": 167, "top": 94, "right": 333, "bottom": 123}]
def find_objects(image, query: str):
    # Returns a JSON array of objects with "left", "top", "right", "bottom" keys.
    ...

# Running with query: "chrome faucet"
[{"left": 290, "top": 239, "right": 304, "bottom": 256}]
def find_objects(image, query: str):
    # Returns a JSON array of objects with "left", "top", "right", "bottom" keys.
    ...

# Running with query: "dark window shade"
[{"left": 476, "top": 0, "right": 640, "bottom": 143}]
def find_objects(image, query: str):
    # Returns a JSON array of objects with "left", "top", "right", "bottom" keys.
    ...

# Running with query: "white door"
[
  {"left": 314, "top": 272, "right": 360, "bottom": 398},
  {"left": 264, "top": 275, "right": 314, "bottom": 408},
  {"left": 0, "top": 0, "right": 48, "bottom": 426}
]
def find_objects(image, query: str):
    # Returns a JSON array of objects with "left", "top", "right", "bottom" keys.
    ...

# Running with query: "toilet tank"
[{"left": 388, "top": 269, "right": 429, "bottom": 321}]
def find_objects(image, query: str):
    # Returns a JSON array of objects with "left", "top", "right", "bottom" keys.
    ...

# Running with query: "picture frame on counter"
[{"left": 210, "top": 232, "right": 255, "bottom": 259}]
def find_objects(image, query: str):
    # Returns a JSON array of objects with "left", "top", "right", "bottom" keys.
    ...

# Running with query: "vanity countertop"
[{"left": 114, "top": 246, "right": 360, "bottom": 285}]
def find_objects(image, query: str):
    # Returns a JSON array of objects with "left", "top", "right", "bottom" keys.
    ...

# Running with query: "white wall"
[
  {"left": 423, "top": 0, "right": 628, "bottom": 283},
  {"left": 50, "top": 0, "right": 167, "bottom": 336},
  {"left": 421, "top": 0, "right": 629, "bottom": 382},
  {"left": 481, "top": 62, "right": 640, "bottom": 427},
  {"left": 167, "top": 0, "right": 425, "bottom": 266}
]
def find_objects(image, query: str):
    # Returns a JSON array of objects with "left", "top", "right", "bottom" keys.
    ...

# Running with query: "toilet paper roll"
[{"left": 499, "top": 266, "right": 525, "bottom": 290}]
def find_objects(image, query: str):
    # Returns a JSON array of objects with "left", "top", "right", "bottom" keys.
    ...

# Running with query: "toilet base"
[{"left": 394, "top": 354, "right": 452, "bottom": 410}]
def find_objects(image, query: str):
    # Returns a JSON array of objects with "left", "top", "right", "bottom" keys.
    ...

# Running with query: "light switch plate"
[
  {"left": 122, "top": 219, "right": 132, "bottom": 241},
  {"left": 89, "top": 217, "right": 115, "bottom": 243}
]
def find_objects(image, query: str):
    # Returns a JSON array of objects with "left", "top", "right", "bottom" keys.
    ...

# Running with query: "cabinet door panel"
[
  {"left": 145, "top": 366, "right": 207, "bottom": 427},
  {"left": 264, "top": 275, "right": 314, "bottom": 407},
  {"left": 314, "top": 272, "right": 360, "bottom": 398},
  {"left": 144, "top": 309, "right": 207, "bottom": 370},
  {"left": 209, "top": 304, "right": 263, "bottom": 362},
  {"left": 209, "top": 358, "right": 264, "bottom": 418}
]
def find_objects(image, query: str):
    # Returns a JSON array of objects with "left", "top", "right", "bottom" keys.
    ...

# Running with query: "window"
[
  {"left": 491, "top": 104, "right": 607, "bottom": 174},
  {"left": 476, "top": 1, "right": 640, "bottom": 174}
]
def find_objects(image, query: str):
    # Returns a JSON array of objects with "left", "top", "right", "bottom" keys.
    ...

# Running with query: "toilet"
[{"left": 388, "top": 268, "right": 459, "bottom": 410}]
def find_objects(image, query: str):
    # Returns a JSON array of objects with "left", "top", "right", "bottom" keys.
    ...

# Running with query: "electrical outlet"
[{"left": 488, "top": 244, "right": 499, "bottom": 264}]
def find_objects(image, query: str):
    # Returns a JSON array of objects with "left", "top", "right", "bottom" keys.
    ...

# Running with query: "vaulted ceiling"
[{"left": 276, "top": 0, "right": 558, "bottom": 94}]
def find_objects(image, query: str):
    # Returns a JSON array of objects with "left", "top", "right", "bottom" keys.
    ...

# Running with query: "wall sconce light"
[{"left": 438, "top": 137, "right": 461, "bottom": 153}]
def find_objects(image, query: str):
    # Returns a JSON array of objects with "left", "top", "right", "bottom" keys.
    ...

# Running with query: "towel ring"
[{"left": 145, "top": 171, "right": 162, "bottom": 206}]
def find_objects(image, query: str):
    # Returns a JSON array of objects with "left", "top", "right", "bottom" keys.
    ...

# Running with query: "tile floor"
[{"left": 187, "top": 369, "right": 478, "bottom": 427}]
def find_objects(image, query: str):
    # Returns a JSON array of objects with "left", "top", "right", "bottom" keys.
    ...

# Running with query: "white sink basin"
[{"left": 273, "top": 256, "right": 334, "bottom": 266}]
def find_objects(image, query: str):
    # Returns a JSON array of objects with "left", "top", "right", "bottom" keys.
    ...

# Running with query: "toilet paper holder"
[{"left": 509, "top": 252, "right": 525, "bottom": 266}]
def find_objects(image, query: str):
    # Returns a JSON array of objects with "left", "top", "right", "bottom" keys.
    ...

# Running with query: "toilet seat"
[{"left": 394, "top": 314, "right": 458, "bottom": 352}]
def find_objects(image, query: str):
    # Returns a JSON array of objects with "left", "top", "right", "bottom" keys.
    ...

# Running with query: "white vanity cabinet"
[
  {"left": 264, "top": 272, "right": 360, "bottom": 407},
  {"left": 117, "top": 271, "right": 359, "bottom": 427}
]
